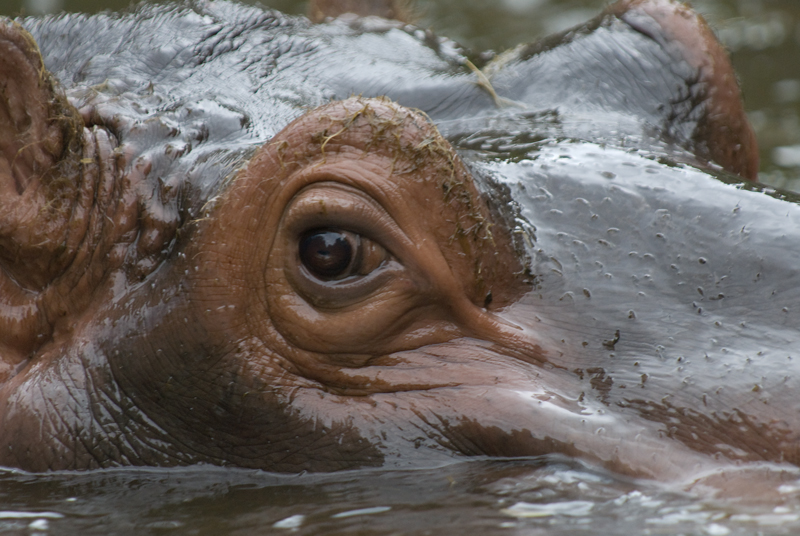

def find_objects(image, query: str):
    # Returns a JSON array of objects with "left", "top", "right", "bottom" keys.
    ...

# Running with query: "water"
[
  {"left": 1, "top": 0, "right": 800, "bottom": 534},
  {"left": 3, "top": 458, "right": 800, "bottom": 535}
]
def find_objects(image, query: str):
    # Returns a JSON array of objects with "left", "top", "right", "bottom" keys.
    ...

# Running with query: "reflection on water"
[
  {"left": 3, "top": 458, "right": 800, "bottom": 535},
  {"left": 21, "top": 0, "right": 63, "bottom": 14}
]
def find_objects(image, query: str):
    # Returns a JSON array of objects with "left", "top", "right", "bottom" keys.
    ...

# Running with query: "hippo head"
[{"left": 1, "top": 0, "right": 792, "bottom": 483}]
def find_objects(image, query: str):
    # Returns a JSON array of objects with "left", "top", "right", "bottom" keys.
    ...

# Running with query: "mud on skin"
[{"left": 0, "top": 0, "right": 796, "bottom": 493}]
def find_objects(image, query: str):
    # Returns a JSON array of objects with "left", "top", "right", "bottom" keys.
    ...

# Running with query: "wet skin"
[{"left": 0, "top": 0, "right": 791, "bottom": 484}]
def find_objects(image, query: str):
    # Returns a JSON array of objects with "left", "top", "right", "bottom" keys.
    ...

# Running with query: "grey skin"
[{"left": 0, "top": 0, "right": 792, "bottom": 485}]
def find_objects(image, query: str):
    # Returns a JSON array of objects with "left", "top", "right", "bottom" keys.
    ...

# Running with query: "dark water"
[{"left": 2, "top": 0, "right": 800, "bottom": 534}]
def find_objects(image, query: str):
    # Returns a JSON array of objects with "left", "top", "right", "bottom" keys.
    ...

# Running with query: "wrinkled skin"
[{"left": 0, "top": 0, "right": 791, "bottom": 486}]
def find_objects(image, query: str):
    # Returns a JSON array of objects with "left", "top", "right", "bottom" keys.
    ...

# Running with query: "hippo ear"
[
  {"left": 490, "top": 0, "right": 758, "bottom": 180},
  {"left": 611, "top": 0, "right": 759, "bottom": 179},
  {"left": 0, "top": 20, "right": 79, "bottom": 198},
  {"left": 0, "top": 20, "right": 85, "bottom": 291}
]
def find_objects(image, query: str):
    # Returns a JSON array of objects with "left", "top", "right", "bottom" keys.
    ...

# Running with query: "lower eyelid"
[{"left": 291, "top": 260, "right": 402, "bottom": 310}]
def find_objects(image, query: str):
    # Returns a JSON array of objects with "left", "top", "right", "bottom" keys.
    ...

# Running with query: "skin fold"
[{"left": 0, "top": 0, "right": 791, "bottom": 491}]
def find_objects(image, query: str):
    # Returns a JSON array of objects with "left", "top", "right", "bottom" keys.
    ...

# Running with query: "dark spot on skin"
[
  {"left": 587, "top": 367, "right": 613, "bottom": 403},
  {"left": 602, "top": 330, "right": 620, "bottom": 350}
]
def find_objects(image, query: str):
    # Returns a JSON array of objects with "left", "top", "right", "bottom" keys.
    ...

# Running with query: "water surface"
[{"left": 4, "top": 457, "right": 800, "bottom": 535}]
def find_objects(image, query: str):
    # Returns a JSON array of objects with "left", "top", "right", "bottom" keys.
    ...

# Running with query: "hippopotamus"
[{"left": 0, "top": 0, "right": 790, "bottom": 485}]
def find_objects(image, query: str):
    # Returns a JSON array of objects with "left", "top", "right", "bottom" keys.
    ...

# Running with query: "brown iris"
[{"left": 299, "top": 229, "right": 356, "bottom": 280}]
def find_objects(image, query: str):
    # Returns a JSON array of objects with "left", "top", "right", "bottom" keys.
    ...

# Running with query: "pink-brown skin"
[
  {"left": 0, "top": 0, "right": 774, "bottom": 488},
  {"left": 190, "top": 98, "right": 528, "bottom": 393}
]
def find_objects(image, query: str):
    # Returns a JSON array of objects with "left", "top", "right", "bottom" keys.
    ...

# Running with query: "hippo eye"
[
  {"left": 299, "top": 229, "right": 354, "bottom": 279},
  {"left": 299, "top": 228, "right": 386, "bottom": 281}
]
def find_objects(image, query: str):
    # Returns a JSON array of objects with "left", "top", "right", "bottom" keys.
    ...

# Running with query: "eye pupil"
[{"left": 299, "top": 230, "right": 354, "bottom": 279}]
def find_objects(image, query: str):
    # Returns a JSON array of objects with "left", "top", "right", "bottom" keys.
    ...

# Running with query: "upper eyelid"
[{"left": 281, "top": 184, "right": 402, "bottom": 256}]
